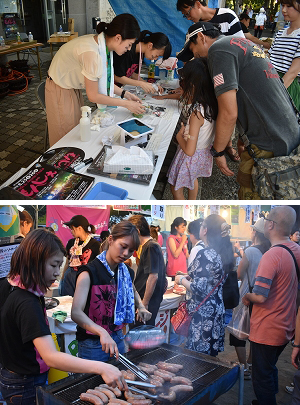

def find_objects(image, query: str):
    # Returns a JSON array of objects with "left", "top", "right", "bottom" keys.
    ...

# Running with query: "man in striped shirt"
[{"left": 177, "top": 0, "right": 245, "bottom": 38}]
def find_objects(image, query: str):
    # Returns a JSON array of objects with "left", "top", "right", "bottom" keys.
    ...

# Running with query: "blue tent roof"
[{"left": 108, "top": 0, "right": 192, "bottom": 57}]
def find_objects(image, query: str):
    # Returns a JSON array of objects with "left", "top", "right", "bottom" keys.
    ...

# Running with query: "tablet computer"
[{"left": 116, "top": 118, "right": 154, "bottom": 139}]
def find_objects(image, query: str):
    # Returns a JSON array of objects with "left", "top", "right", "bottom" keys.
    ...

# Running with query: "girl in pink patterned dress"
[{"left": 168, "top": 58, "right": 218, "bottom": 200}]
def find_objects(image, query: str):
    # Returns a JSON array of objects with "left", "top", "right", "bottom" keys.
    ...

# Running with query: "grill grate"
[{"left": 40, "top": 344, "right": 237, "bottom": 405}]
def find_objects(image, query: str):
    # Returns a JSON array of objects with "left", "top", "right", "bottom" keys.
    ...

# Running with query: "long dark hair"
[
  {"left": 96, "top": 14, "right": 140, "bottom": 40},
  {"left": 139, "top": 30, "right": 171, "bottom": 60},
  {"left": 179, "top": 58, "right": 218, "bottom": 122},
  {"left": 9, "top": 229, "right": 66, "bottom": 293},
  {"left": 170, "top": 217, "right": 187, "bottom": 235},
  {"left": 203, "top": 214, "right": 234, "bottom": 274}
]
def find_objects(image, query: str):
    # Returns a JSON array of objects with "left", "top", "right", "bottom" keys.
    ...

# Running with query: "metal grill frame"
[{"left": 36, "top": 343, "right": 241, "bottom": 405}]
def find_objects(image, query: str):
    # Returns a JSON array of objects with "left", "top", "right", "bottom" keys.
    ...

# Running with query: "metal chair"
[{"left": 35, "top": 80, "right": 49, "bottom": 152}]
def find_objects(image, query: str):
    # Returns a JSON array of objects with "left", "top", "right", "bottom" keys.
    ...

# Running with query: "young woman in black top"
[
  {"left": 0, "top": 229, "right": 127, "bottom": 404},
  {"left": 60, "top": 215, "right": 101, "bottom": 296},
  {"left": 114, "top": 30, "right": 171, "bottom": 93}
]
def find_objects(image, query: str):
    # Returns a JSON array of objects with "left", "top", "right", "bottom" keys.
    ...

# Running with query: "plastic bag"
[{"left": 226, "top": 302, "right": 250, "bottom": 340}]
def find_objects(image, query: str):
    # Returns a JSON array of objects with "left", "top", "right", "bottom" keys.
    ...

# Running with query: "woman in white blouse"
[{"left": 46, "top": 14, "right": 145, "bottom": 145}]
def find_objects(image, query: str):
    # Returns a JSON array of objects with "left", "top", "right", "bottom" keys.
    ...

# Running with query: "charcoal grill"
[{"left": 36, "top": 343, "right": 243, "bottom": 405}]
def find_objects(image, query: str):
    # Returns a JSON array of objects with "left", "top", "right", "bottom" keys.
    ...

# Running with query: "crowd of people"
[
  {"left": 43, "top": 0, "right": 300, "bottom": 200},
  {"left": 1, "top": 207, "right": 300, "bottom": 404}
]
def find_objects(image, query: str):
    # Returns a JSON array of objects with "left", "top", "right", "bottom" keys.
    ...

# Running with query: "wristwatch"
[
  {"left": 121, "top": 90, "right": 126, "bottom": 99},
  {"left": 210, "top": 146, "right": 225, "bottom": 157}
]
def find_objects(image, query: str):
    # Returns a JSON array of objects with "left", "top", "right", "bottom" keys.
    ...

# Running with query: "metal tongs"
[
  {"left": 115, "top": 353, "right": 150, "bottom": 381},
  {"left": 115, "top": 354, "right": 159, "bottom": 399}
]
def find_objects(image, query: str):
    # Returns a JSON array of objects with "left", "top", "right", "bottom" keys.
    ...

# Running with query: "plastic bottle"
[
  {"left": 28, "top": 32, "right": 33, "bottom": 42},
  {"left": 59, "top": 25, "right": 63, "bottom": 33},
  {"left": 0, "top": 36, "right": 5, "bottom": 47},
  {"left": 148, "top": 60, "right": 155, "bottom": 80},
  {"left": 16, "top": 32, "right": 21, "bottom": 44},
  {"left": 80, "top": 106, "right": 92, "bottom": 142},
  {"left": 167, "top": 69, "right": 174, "bottom": 81}
]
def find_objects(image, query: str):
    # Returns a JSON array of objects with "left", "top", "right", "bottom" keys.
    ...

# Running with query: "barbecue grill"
[{"left": 36, "top": 343, "right": 243, "bottom": 405}]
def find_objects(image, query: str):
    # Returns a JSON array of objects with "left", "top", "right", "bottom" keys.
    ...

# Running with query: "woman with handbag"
[
  {"left": 229, "top": 218, "right": 270, "bottom": 379},
  {"left": 174, "top": 214, "right": 234, "bottom": 357}
]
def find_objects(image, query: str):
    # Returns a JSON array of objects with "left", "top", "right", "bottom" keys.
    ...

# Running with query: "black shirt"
[
  {"left": 113, "top": 42, "right": 140, "bottom": 79},
  {"left": 66, "top": 237, "right": 101, "bottom": 270},
  {"left": 0, "top": 279, "right": 51, "bottom": 375},
  {"left": 134, "top": 239, "right": 166, "bottom": 313},
  {"left": 75, "top": 259, "right": 134, "bottom": 341},
  {"left": 240, "top": 21, "right": 249, "bottom": 34}
]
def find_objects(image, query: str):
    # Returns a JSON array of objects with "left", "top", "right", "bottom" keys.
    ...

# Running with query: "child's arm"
[{"left": 176, "top": 110, "right": 204, "bottom": 156}]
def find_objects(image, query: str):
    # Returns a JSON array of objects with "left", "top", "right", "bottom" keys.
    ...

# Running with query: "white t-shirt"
[
  {"left": 183, "top": 105, "right": 216, "bottom": 150},
  {"left": 255, "top": 13, "right": 267, "bottom": 26},
  {"left": 48, "top": 34, "right": 103, "bottom": 89}
]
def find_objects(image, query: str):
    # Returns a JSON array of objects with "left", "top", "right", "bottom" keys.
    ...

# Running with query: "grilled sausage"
[
  {"left": 157, "top": 361, "right": 183, "bottom": 373},
  {"left": 170, "top": 384, "right": 194, "bottom": 393},
  {"left": 153, "top": 369, "right": 175, "bottom": 381},
  {"left": 126, "top": 400, "right": 152, "bottom": 405},
  {"left": 149, "top": 374, "right": 164, "bottom": 385},
  {"left": 95, "top": 388, "right": 116, "bottom": 400},
  {"left": 137, "top": 363, "right": 157, "bottom": 374},
  {"left": 124, "top": 390, "right": 146, "bottom": 400},
  {"left": 138, "top": 362, "right": 157, "bottom": 371},
  {"left": 108, "top": 399, "right": 129, "bottom": 404},
  {"left": 159, "top": 391, "right": 176, "bottom": 401},
  {"left": 121, "top": 369, "right": 136, "bottom": 380},
  {"left": 170, "top": 376, "right": 193, "bottom": 385},
  {"left": 87, "top": 389, "right": 108, "bottom": 403},
  {"left": 148, "top": 377, "right": 163, "bottom": 387},
  {"left": 80, "top": 392, "right": 103, "bottom": 404},
  {"left": 97, "top": 384, "right": 122, "bottom": 397}
]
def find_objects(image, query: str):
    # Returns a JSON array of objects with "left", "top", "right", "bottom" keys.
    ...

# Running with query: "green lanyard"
[{"left": 106, "top": 46, "right": 111, "bottom": 96}]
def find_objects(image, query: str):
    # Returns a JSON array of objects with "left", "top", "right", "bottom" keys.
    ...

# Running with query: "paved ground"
[{"left": 211, "top": 330, "right": 295, "bottom": 405}]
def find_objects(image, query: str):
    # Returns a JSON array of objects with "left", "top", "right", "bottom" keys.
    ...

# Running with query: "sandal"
[
  {"left": 225, "top": 146, "right": 240, "bottom": 162},
  {"left": 244, "top": 369, "right": 252, "bottom": 380}
]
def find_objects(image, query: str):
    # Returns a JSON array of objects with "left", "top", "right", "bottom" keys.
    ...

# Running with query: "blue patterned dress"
[{"left": 186, "top": 247, "right": 226, "bottom": 356}]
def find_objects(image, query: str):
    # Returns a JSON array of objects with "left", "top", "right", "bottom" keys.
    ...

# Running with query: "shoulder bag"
[
  {"left": 171, "top": 274, "right": 225, "bottom": 337},
  {"left": 237, "top": 90, "right": 300, "bottom": 200}
]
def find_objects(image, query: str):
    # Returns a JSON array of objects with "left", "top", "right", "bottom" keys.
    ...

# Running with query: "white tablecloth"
[{"left": 3, "top": 94, "right": 180, "bottom": 200}]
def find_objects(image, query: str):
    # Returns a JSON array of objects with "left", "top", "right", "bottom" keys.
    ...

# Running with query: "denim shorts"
[
  {"left": 78, "top": 330, "right": 125, "bottom": 362},
  {"left": 0, "top": 366, "right": 47, "bottom": 405}
]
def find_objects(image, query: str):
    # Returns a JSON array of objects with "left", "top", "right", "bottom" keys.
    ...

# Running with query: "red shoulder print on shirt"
[
  {"left": 264, "top": 62, "right": 280, "bottom": 79},
  {"left": 230, "top": 37, "right": 253, "bottom": 55}
]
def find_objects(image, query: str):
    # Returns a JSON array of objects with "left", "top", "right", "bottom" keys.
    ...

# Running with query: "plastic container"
[
  {"left": 59, "top": 25, "right": 63, "bottom": 33},
  {"left": 83, "top": 182, "right": 128, "bottom": 200},
  {"left": 28, "top": 32, "right": 33, "bottom": 41},
  {"left": 16, "top": 32, "right": 21, "bottom": 44},
  {"left": 0, "top": 36, "right": 5, "bottom": 47},
  {"left": 48, "top": 334, "right": 69, "bottom": 383},
  {"left": 148, "top": 60, "right": 155, "bottom": 79},
  {"left": 80, "top": 106, "right": 91, "bottom": 142}
]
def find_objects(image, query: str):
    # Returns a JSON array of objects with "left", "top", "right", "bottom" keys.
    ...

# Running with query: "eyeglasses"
[
  {"left": 183, "top": 6, "right": 193, "bottom": 18},
  {"left": 260, "top": 213, "right": 277, "bottom": 224}
]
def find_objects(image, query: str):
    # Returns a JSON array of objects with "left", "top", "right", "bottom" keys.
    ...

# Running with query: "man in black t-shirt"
[
  {"left": 128, "top": 215, "right": 166, "bottom": 326},
  {"left": 239, "top": 13, "right": 270, "bottom": 49}
]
